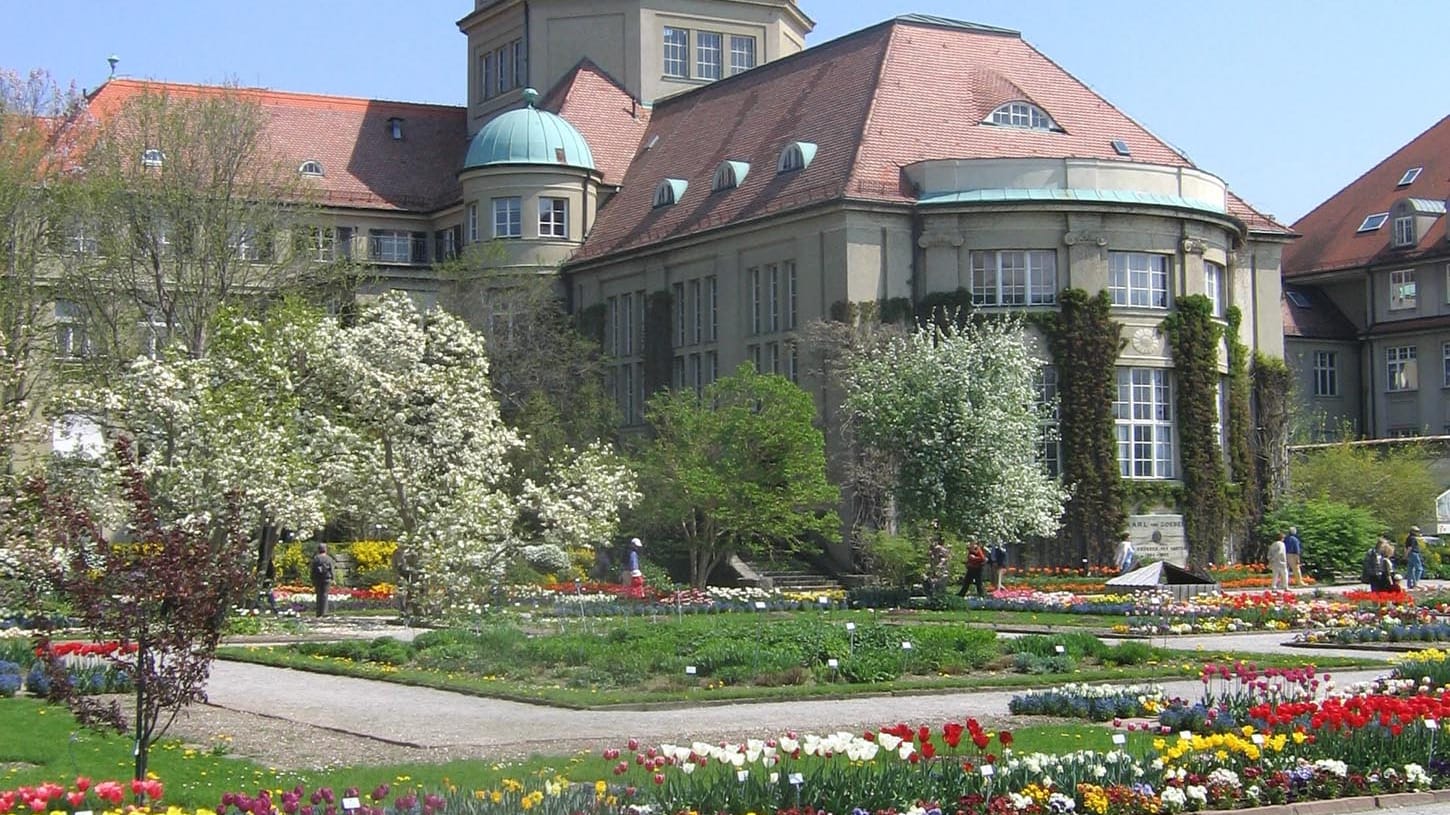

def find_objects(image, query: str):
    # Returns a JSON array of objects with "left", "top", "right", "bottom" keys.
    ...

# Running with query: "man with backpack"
[
  {"left": 310, "top": 543, "right": 337, "bottom": 618},
  {"left": 990, "top": 542, "right": 1009, "bottom": 590}
]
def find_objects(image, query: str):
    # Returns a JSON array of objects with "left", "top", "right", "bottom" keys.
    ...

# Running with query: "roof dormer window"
[
  {"left": 299, "top": 160, "right": 324, "bottom": 177},
  {"left": 1357, "top": 212, "right": 1389, "bottom": 232},
  {"left": 1393, "top": 214, "right": 1416, "bottom": 247},
  {"left": 1398, "top": 167, "right": 1422, "bottom": 187},
  {"left": 653, "top": 178, "right": 687, "bottom": 208},
  {"left": 141, "top": 148, "right": 164, "bottom": 168},
  {"left": 777, "top": 141, "right": 816, "bottom": 174},
  {"left": 712, "top": 160, "right": 749, "bottom": 192},
  {"left": 987, "top": 101, "right": 1057, "bottom": 131}
]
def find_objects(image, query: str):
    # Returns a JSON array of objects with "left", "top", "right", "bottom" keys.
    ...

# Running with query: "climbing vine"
[
  {"left": 1252, "top": 351, "right": 1293, "bottom": 527},
  {"left": 642, "top": 290, "right": 674, "bottom": 396},
  {"left": 1162, "top": 295, "right": 1229, "bottom": 569},
  {"left": 1225, "top": 307, "right": 1256, "bottom": 527},
  {"left": 1044, "top": 289, "right": 1124, "bottom": 566},
  {"left": 575, "top": 303, "right": 606, "bottom": 346}
]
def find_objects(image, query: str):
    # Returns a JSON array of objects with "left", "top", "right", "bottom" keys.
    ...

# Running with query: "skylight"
[
  {"left": 141, "top": 148, "right": 164, "bottom": 168},
  {"left": 986, "top": 101, "right": 1056, "bottom": 131},
  {"left": 1357, "top": 212, "right": 1389, "bottom": 232},
  {"left": 1111, "top": 139, "right": 1131, "bottom": 157},
  {"left": 1398, "top": 167, "right": 1422, "bottom": 187},
  {"left": 1284, "top": 289, "right": 1311, "bottom": 309}
]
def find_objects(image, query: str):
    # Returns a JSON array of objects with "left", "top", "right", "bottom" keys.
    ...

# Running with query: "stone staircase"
[{"left": 737, "top": 557, "right": 846, "bottom": 593}]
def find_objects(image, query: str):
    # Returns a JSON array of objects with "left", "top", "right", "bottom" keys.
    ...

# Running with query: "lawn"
[
  {"left": 0, "top": 696, "right": 1153, "bottom": 809},
  {"left": 216, "top": 612, "right": 1374, "bottom": 708}
]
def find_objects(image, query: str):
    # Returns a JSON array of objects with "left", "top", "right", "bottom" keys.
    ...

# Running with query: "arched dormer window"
[
  {"left": 141, "top": 148, "right": 164, "bottom": 168},
  {"left": 654, "top": 178, "right": 688, "bottom": 208},
  {"left": 986, "top": 101, "right": 1057, "bottom": 131},
  {"left": 299, "top": 160, "right": 324, "bottom": 177},
  {"left": 777, "top": 141, "right": 817, "bottom": 174},
  {"left": 712, "top": 160, "right": 750, "bottom": 192}
]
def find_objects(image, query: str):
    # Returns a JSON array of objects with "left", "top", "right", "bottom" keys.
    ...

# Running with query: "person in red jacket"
[{"left": 958, "top": 540, "right": 988, "bottom": 598}]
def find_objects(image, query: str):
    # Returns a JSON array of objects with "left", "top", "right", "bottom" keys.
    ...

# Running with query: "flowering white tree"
[
  {"left": 843, "top": 317, "right": 1067, "bottom": 543},
  {"left": 319, "top": 292, "right": 636, "bottom": 612}
]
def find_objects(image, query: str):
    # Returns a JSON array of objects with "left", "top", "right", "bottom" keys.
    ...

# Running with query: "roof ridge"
[
  {"left": 91, "top": 78, "right": 464, "bottom": 114},
  {"left": 1291, "top": 113, "right": 1450, "bottom": 229},
  {"left": 845, "top": 23, "right": 910, "bottom": 196}
]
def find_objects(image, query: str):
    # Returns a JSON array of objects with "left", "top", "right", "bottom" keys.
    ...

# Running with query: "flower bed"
[{"left": 1009, "top": 682, "right": 1167, "bottom": 721}]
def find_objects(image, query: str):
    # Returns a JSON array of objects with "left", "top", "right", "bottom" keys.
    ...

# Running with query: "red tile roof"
[
  {"left": 1286, "top": 114, "right": 1450, "bottom": 278},
  {"left": 1281, "top": 287, "right": 1357, "bottom": 339},
  {"left": 86, "top": 79, "right": 466, "bottom": 212},
  {"left": 541, "top": 60, "right": 650, "bottom": 186},
  {"left": 570, "top": 16, "right": 1288, "bottom": 265}
]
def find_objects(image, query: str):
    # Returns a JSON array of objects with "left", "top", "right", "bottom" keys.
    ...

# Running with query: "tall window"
[
  {"left": 1313, "top": 350, "right": 1338, "bottom": 397},
  {"left": 706, "top": 276, "right": 719, "bottom": 341},
  {"left": 696, "top": 32, "right": 722, "bottom": 80},
  {"left": 620, "top": 292, "right": 635, "bottom": 356},
  {"left": 607, "top": 296, "right": 619, "bottom": 356},
  {"left": 1387, "top": 345, "right": 1417, "bottom": 392},
  {"left": 729, "top": 35, "right": 756, "bottom": 75},
  {"left": 477, "top": 53, "right": 490, "bottom": 102},
  {"left": 54, "top": 300, "right": 87, "bottom": 359},
  {"left": 300, "top": 226, "right": 334, "bottom": 262},
  {"left": 970, "top": 250, "right": 1057, "bottom": 306},
  {"left": 1204, "top": 261, "right": 1226, "bottom": 317},
  {"left": 767, "top": 342, "right": 780, "bottom": 375},
  {"left": 1035, "top": 366, "right": 1061, "bottom": 477},
  {"left": 767, "top": 263, "right": 780, "bottom": 332},
  {"left": 673, "top": 282, "right": 686, "bottom": 347},
  {"left": 492, "top": 197, "right": 521, "bottom": 238},
  {"left": 467, "top": 203, "right": 479, "bottom": 243},
  {"left": 1442, "top": 342, "right": 1450, "bottom": 389},
  {"left": 785, "top": 261, "right": 798, "bottom": 329},
  {"left": 749, "top": 267, "right": 762, "bottom": 334},
  {"left": 706, "top": 350, "right": 718, "bottom": 385},
  {"left": 1114, "top": 368, "right": 1174, "bottom": 478},
  {"left": 663, "top": 27, "right": 689, "bottom": 77},
  {"left": 539, "top": 197, "right": 567, "bottom": 238},
  {"left": 512, "top": 39, "right": 527, "bottom": 89},
  {"left": 786, "top": 343, "right": 798, "bottom": 383},
  {"left": 1109, "top": 252, "right": 1170, "bottom": 308},
  {"left": 1389, "top": 269, "right": 1416, "bottom": 310},
  {"left": 689, "top": 279, "right": 702, "bottom": 344}
]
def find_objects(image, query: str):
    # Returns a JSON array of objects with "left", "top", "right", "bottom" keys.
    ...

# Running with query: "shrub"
[
  {"left": 275, "top": 543, "right": 307, "bottom": 582},
  {"left": 1104, "top": 640, "right": 1158, "bottom": 666},
  {"left": 857, "top": 529, "right": 926, "bottom": 589},
  {"left": 1259, "top": 499, "right": 1381, "bottom": 579},
  {"left": 366, "top": 637, "right": 413, "bottom": 666},
  {"left": 1291, "top": 439, "right": 1437, "bottom": 536},
  {"left": 1004, "top": 633, "right": 1107, "bottom": 660},
  {"left": 0, "top": 661, "right": 19, "bottom": 697},
  {"left": 0, "top": 637, "right": 34, "bottom": 668}
]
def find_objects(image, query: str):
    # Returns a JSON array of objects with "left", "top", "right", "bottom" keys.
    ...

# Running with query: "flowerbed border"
[
  {"left": 1193, "top": 788, "right": 1450, "bottom": 815},
  {"left": 1284, "top": 641, "right": 1434, "bottom": 654}
]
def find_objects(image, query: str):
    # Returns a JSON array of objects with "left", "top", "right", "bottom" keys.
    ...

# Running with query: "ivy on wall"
[
  {"left": 575, "top": 303, "right": 606, "bottom": 347},
  {"left": 643, "top": 290, "right": 674, "bottom": 397},
  {"left": 1252, "top": 352, "right": 1293, "bottom": 538},
  {"left": 1044, "top": 289, "right": 1124, "bottom": 566},
  {"left": 1162, "top": 294, "right": 1230, "bottom": 569},
  {"left": 1224, "top": 306, "right": 1257, "bottom": 532}
]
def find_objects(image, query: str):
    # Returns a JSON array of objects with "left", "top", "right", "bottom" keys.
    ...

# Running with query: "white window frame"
[
  {"left": 1389, "top": 269, "right": 1417, "bottom": 310},
  {"left": 1393, "top": 215, "right": 1416, "bottom": 247},
  {"left": 492, "top": 197, "right": 521, "bottom": 238},
  {"left": 696, "top": 31, "right": 722, "bottom": 80},
  {"left": 970, "top": 250, "right": 1057, "bottom": 306},
  {"left": 1313, "top": 350, "right": 1338, "bottom": 397},
  {"left": 706, "top": 276, "right": 718, "bottom": 341},
  {"left": 467, "top": 203, "right": 479, "bottom": 243},
  {"left": 1109, "top": 252, "right": 1170, "bottom": 309},
  {"left": 689, "top": 278, "right": 702, "bottom": 345},
  {"left": 988, "top": 101, "right": 1055, "bottom": 130},
  {"left": 298, "top": 160, "right": 323, "bottom": 177},
  {"left": 1357, "top": 212, "right": 1388, "bottom": 232},
  {"left": 1443, "top": 342, "right": 1450, "bottom": 389},
  {"left": 749, "top": 267, "right": 762, "bottom": 334},
  {"left": 54, "top": 300, "right": 88, "bottom": 359},
  {"left": 538, "top": 197, "right": 568, "bottom": 239},
  {"left": 1387, "top": 345, "right": 1418, "bottom": 392},
  {"left": 1204, "top": 261, "right": 1226, "bottom": 317},
  {"left": 767, "top": 263, "right": 780, "bottom": 332},
  {"left": 141, "top": 148, "right": 164, "bottom": 168},
  {"left": 482, "top": 52, "right": 496, "bottom": 100},
  {"left": 663, "top": 27, "right": 689, "bottom": 78},
  {"left": 369, "top": 230, "right": 418, "bottom": 264},
  {"left": 1035, "top": 365, "right": 1061, "bottom": 478},
  {"left": 729, "top": 35, "right": 756, "bottom": 75},
  {"left": 1114, "top": 367, "right": 1174, "bottom": 479},
  {"left": 1399, "top": 167, "right": 1422, "bottom": 186},
  {"left": 785, "top": 261, "right": 797, "bottom": 329}
]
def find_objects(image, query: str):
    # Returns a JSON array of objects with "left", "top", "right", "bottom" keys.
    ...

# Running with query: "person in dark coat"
[{"left": 310, "top": 543, "right": 337, "bottom": 617}]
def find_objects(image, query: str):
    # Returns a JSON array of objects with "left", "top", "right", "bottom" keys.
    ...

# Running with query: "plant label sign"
[
  {"left": 685, "top": 665, "right": 697, "bottom": 675},
  {"left": 342, "top": 798, "right": 361, "bottom": 811},
  {"left": 845, "top": 622, "right": 856, "bottom": 631},
  {"left": 1111, "top": 733, "right": 1126, "bottom": 745},
  {"left": 1054, "top": 645, "right": 1066, "bottom": 654},
  {"left": 818, "top": 596, "right": 829, "bottom": 605},
  {"left": 901, "top": 641, "right": 912, "bottom": 650},
  {"left": 1180, "top": 731, "right": 1193, "bottom": 741},
  {"left": 754, "top": 601, "right": 767, "bottom": 610},
  {"left": 788, "top": 773, "right": 804, "bottom": 786},
  {"left": 737, "top": 770, "right": 749, "bottom": 782},
  {"left": 1428, "top": 719, "right": 1441, "bottom": 730},
  {"left": 1251, "top": 734, "right": 1265, "bottom": 746},
  {"left": 979, "top": 764, "right": 994, "bottom": 777},
  {"left": 827, "top": 658, "right": 839, "bottom": 668}
]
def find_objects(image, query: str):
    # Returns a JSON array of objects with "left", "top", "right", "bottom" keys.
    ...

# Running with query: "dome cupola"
[{"left": 463, "top": 88, "right": 596, "bottom": 171}]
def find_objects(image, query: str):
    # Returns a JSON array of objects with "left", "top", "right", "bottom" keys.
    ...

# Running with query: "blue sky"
[{"left": 4, "top": 0, "right": 1446, "bottom": 225}]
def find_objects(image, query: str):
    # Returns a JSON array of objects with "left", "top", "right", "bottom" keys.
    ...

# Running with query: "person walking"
[
  {"left": 309, "top": 543, "right": 337, "bottom": 618},
  {"left": 1284, "top": 526, "right": 1304, "bottom": 586},
  {"left": 1369, "top": 540, "right": 1398, "bottom": 593},
  {"left": 990, "top": 541, "right": 1009, "bottom": 591},
  {"left": 1405, "top": 526, "right": 1425, "bottom": 589},
  {"left": 624, "top": 537, "right": 645, "bottom": 599},
  {"left": 1115, "top": 533, "right": 1136, "bottom": 574},
  {"left": 1267, "top": 532, "right": 1289, "bottom": 591},
  {"left": 958, "top": 541, "right": 987, "bottom": 598}
]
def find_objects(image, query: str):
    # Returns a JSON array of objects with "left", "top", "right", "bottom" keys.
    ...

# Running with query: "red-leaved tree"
[{"left": 26, "top": 436, "right": 251, "bottom": 782}]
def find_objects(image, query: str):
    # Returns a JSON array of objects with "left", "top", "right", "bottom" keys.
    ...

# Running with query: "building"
[
  {"left": 1282, "top": 115, "right": 1450, "bottom": 441},
  {"left": 55, "top": 2, "right": 1293, "bottom": 566}
]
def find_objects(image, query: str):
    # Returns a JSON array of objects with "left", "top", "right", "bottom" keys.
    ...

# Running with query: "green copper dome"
[{"left": 464, "top": 88, "right": 596, "bottom": 171}]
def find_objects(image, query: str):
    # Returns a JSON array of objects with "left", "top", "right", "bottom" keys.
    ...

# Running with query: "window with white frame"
[
  {"left": 786, "top": 343, "right": 798, "bottom": 383},
  {"left": 1357, "top": 212, "right": 1389, "bottom": 232},
  {"left": 767, "top": 263, "right": 780, "bottom": 332},
  {"left": 65, "top": 222, "right": 98, "bottom": 255},
  {"left": 492, "top": 197, "right": 521, "bottom": 238},
  {"left": 970, "top": 250, "right": 1057, "bottom": 306},
  {"left": 1393, "top": 215, "right": 1416, "bottom": 247},
  {"left": 1313, "top": 350, "right": 1338, "bottom": 397},
  {"left": 696, "top": 32, "right": 722, "bottom": 80},
  {"left": 706, "top": 276, "right": 718, "bottom": 341},
  {"left": 1443, "top": 342, "right": 1450, "bottom": 389},
  {"left": 1035, "top": 366, "right": 1061, "bottom": 477},
  {"left": 1108, "top": 252, "right": 1170, "bottom": 308},
  {"left": 987, "top": 101, "right": 1056, "bottom": 131},
  {"left": 538, "top": 197, "right": 567, "bottom": 238},
  {"left": 767, "top": 342, "right": 780, "bottom": 375},
  {"left": 747, "top": 343, "right": 761, "bottom": 372},
  {"left": 467, "top": 203, "right": 478, "bottom": 243},
  {"left": 1389, "top": 269, "right": 1416, "bottom": 310},
  {"left": 54, "top": 300, "right": 87, "bottom": 358},
  {"left": 689, "top": 279, "right": 702, "bottom": 345},
  {"left": 1214, "top": 377, "right": 1228, "bottom": 455},
  {"left": 1114, "top": 367, "right": 1174, "bottom": 478},
  {"left": 1204, "top": 261, "right": 1226, "bottom": 317},
  {"left": 1386, "top": 345, "right": 1418, "bottom": 392},
  {"left": 688, "top": 353, "right": 702, "bottom": 394},
  {"left": 1399, "top": 167, "right": 1422, "bottom": 186},
  {"left": 672, "top": 282, "right": 686, "bottom": 347},
  {"left": 785, "top": 261, "right": 797, "bottom": 329},
  {"left": 730, "top": 35, "right": 756, "bottom": 75},
  {"left": 620, "top": 292, "right": 635, "bottom": 356},
  {"left": 368, "top": 229, "right": 424, "bottom": 264},
  {"left": 300, "top": 226, "right": 335, "bottom": 262},
  {"left": 663, "top": 27, "right": 689, "bottom": 77},
  {"left": 141, "top": 148, "right": 164, "bottom": 168},
  {"left": 749, "top": 266, "right": 762, "bottom": 334}
]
